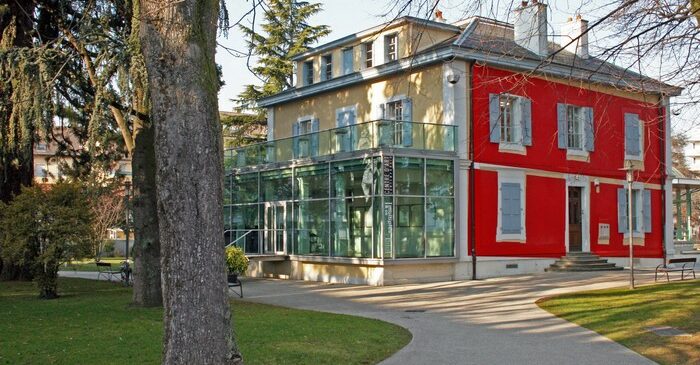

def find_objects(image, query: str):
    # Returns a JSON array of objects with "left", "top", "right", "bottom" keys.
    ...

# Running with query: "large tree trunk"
[
  {"left": 131, "top": 119, "right": 163, "bottom": 307},
  {"left": 139, "top": 0, "right": 241, "bottom": 363}
]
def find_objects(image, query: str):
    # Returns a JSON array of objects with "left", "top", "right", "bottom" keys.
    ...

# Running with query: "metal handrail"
[{"left": 226, "top": 230, "right": 255, "bottom": 248}]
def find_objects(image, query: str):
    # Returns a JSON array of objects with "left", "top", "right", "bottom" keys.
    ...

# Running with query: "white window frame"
[
  {"left": 296, "top": 115, "right": 315, "bottom": 135},
  {"left": 496, "top": 170, "right": 526, "bottom": 242},
  {"left": 566, "top": 105, "right": 585, "bottom": 151},
  {"left": 363, "top": 41, "right": 373, "bottom": 68},
  {"left": 321, "top": 54, "right": 333, "bottom": 81},
  {"left": 384, "top": 33, "right": 398, "bottom": 62},
  {"left": 302, "top": 60, "right": 314, "bottom": 86},
  {"left": 498, "top": 94, "right": 525, "bottom": 153},
  {"left": 622, "top": 182, "right": 645, "bottom": 239},
  {"left": 624, "top": 117, "right": 644, "bottom": 161}
]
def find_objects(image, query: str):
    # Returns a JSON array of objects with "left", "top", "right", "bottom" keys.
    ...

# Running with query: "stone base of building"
[{"left": 245, "top": 255, "right": 670, "bottom": 286}]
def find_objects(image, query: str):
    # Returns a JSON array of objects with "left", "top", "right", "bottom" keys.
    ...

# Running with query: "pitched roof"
[{"left": 454, "top": 17, "right": 681, "bottom": 96}]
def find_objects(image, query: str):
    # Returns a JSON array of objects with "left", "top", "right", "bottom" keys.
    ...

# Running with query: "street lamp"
[{"left": 620, "top": 160, "right": 636, "bottom": 289}]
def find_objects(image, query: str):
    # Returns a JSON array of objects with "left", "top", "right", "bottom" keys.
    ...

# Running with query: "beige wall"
[
  {"left": 275, "top": 63, "right": 446, "bottom": 139},
  {"left": 295, "top": 21, "right": 458, "bottom": 85}
]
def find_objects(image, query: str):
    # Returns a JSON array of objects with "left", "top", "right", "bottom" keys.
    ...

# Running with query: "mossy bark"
[{"left": 139, "top": 0, "right": 241, "bottom": 363}]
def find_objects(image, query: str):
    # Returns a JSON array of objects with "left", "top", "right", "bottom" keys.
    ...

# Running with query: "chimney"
[
  {"left": 562, "top": 15, "right": 589, "bottom": 59},
  {"left": 434, "top": 9, "right": 446, "bottom": 23},
  {"left": 514, "top": 0, "right": 549, "bottom": 57}
]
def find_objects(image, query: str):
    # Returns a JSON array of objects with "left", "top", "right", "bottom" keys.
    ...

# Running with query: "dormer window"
[
  {"left": 385, "top": 34, "right": 398, "bottom": 62},
  {"left": 303, "top": 61, "right": 314, "bottom": 86},
  {"left": 363, "top": 41, "right": 373, "bottom": 68},
  {"left": 321, "top": 54, "right": 332, "bottom": 81}
]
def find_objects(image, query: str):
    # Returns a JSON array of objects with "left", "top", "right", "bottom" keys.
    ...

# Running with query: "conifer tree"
[{"left": 230, "top": 0, "right": 330, "bottom": 143}]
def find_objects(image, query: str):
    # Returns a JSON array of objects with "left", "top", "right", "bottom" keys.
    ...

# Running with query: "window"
[
  {"left": 624, "top": 113, "right": 643, "bottom": 160},
  {"left": 303, "top": 61, "right": 314, "bottom": 86},
  {"left": 385, "top": 34, "right": 398, "bottom": 62},
  {"left": 293, "top": 118, "right": 318, "bottom": 158},
  {"left": 618, "top": 187, "right": 651, "bottom": 235},
  {"left": 488, "top": 94, "right": 532, "bottom": 148},
  {"left": 497, "top": 172, "right": 526, "bottom": 241},
  {"left": 321, "top": 54, "right": 332, "bottom": 81},
  {"left": 363, "top": 42, "right": 373, "bottom": 68},
  {"left": 379, "top": 98, "right": 413, "bottom": 147},
  {"left": 35, "top": 143, "right": 47, "bottom": 151},
  {"left": 34, "top": 163, "right": 47, "bottom": 178},
  {"left": 567, "top": 105, "right": 584, "bottom": 150},
  {"left": 342, "top": 47, "right": 353, "bottom": 75},
  {"left": 557, "top": 103, "right": 594, "bottom": 153}
]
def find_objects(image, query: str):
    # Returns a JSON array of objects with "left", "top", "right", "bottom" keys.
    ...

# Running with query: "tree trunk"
[
  {"left": 139, "top": 0, "right": 242, "bottom": 363},
  {"left": 131, "top": 119, "right": 162, "bottom": 307}
]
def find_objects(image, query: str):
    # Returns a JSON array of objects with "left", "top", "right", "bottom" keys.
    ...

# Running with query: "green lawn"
[
  {"left": 61, "top": 257, "right": 131, "bottom": 272},
  {"left": 0, "top": 278, "right": 411, "bottom": 365},
  {"left": 537, "top": 280, "right": 700, "bottom": 365}
]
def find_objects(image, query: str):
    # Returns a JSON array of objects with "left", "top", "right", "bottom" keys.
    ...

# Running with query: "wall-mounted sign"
[
  {"left": 383, "top": 155, "right": 393, "bottom": 195},
  {"left": 383, "top": 201, "right": 393, "bottom": 258}
]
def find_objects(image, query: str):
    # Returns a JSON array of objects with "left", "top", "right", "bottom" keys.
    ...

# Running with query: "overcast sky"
[{"left": 216, "top": 1, "right": 695, "bottom": 133}]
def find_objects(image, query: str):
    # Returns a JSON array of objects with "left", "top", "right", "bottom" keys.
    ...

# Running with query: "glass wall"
[{"left": 225, "top": 155, "right": 454, "bottom": 259}]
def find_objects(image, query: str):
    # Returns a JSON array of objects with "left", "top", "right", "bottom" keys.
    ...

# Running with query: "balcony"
[{"left": 225, "top": 119, "right": 457, "bottom": 170}]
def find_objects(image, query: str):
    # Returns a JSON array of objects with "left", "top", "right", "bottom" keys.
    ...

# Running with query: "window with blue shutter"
[
  {"left": 490, "top": 94, "right": 531, "bottom": 147},
  {"left": 489, "top": 94, "right": 501, "bottom": 143},
  {"left": 617, "top": 188, "right": 628, "bottom": 233},
  {"left": 501, "top": 182, "right": 522, "bottom": 234},
  {"left": 624, "top": 113, "right": 641, "bottom": 158},
  {"left": 342, "top": 48, "right": 353, "bottom": 75},
  {"left": 336, "top": 109, "right": 355, "bottom": 152},
  {"left": 310, "top": 118, "right": 319, "bottom": 156},
  {"left": 643, "top": 189, "right": 651, "bottom": 233}
]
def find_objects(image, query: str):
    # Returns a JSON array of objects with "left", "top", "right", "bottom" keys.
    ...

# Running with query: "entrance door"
[
  {"left": 568, "top": 187, "right": 583, "bottom": 252},
  {"left": 349, "top": 204, "right": 372, "bottom": 257},
  {"left": 264, "top": 203, "right": 286, "bottom": 255}
]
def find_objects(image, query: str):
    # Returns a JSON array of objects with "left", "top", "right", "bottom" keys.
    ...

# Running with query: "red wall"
[{"left": 471, "top": 65, "right": 665, "bottom": 259}]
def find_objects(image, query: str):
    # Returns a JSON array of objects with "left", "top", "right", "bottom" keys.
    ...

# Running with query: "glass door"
[{"left": 264, "top": 202, "right": 286, "bottom": 255}]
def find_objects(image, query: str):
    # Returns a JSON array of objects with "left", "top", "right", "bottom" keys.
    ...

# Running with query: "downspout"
[
  {"left": 469, "top": 61, "right": 477, "bottom": 280},
  {"left": 659, "top": 96, "right": 667, "bottom": 264}
]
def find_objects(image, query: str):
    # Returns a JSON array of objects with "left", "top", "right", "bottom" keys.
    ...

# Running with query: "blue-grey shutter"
[
  {"left": 557, "top": 103, "right": 567, "bottom": 149},
  {"left": 292, "top": 123, "right": 300, "bottom": 158},
  {"left": 521, "top": 98, "right": 532, "bottom": 146},
  {"left": 310, "top": 118, "right": 319, "bottom": 156},
  {"left": 489, "top": 94, "right": 500, "bottom": 143},
  {"left": 402, "top": 99, "right": 413, "bottom": 147},
  {"left": 617, "top": 188, "right": 628, "bottom": 233},
  {"left": 643, "top": 189, "right": 651, "bottom": 233},
  {"left": 342, "top": 48, "right": 353, "bottom": 75},
  {"left": 584, "top": 107, "right": 594, "bottom": 152},
  {"left": 625, "top": 113, "right": 641, "bottom": 156},
  {"left": 501, "top": 182, "right": 522, "bottom": 234}
]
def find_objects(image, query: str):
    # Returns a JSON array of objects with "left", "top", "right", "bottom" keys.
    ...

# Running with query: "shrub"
[{"left": 225, "top": 246, "right": 249, "bottom": 275}]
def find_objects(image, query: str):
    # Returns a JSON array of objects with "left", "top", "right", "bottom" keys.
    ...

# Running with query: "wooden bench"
[
  {"left": 655, "top": 258, "right": 696, "bottom": 282},
  {"left": 96, "top": 262, "right": 121, "bottom": 282}
]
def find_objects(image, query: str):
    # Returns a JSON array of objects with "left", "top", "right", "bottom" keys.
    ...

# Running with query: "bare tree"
[
  {"left": 88, "top": 185, "right": 126, "bottom": 259},
  {"left": 139, "top": 0, "right": 242, "bottom": 363}
]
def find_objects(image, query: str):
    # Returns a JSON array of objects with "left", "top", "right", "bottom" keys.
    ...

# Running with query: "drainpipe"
[
  {"left": 469, "top": 61, "right": 477, "bottom": 280},
  {"left": 659, "top": 97, "right": 667, "bottom": 264}
]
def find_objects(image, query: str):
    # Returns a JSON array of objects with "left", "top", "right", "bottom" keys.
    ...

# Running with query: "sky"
[{"left": 215, "top": 1, "right": 695, "bottom": 132}]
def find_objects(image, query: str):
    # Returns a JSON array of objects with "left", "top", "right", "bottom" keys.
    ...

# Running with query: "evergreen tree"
[{"left": 230, "top": 0, "right": 330, "bottom": 144}]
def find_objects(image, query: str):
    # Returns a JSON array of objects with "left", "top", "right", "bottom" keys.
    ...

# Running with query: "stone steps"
[{"left": 546, "top": 252, "right": 623, "bottom": 272}]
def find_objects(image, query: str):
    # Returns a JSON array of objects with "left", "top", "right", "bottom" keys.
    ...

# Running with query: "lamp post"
[
  {"left": 123, "top": 180, "right": 132, "bottom": 261},
  {"left": 621, "top": 160, "right": 635, "bottom": 289}
]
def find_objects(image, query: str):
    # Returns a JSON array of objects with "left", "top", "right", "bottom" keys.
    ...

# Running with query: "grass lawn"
[
  {"left": 537, "top": 280, "right": 699, "bottom": 365},
  {"left": 61, "top": 257, "right": 131, "bottom": 272},
  {"left": 0, "top": 278, "right": 411, "bottom": 365}
]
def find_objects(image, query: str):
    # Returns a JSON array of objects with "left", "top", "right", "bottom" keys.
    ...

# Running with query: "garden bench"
[
  {"left": 96, "top": 262, "right": 121, "bottom": 282},
  {"left": 655, "top": 257, "right": 696, "bottom": 282}
]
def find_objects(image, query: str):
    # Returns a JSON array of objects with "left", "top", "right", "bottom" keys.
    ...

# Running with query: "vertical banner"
[{"left": 382, "top": 155, "right": 393, "bottom": 258}]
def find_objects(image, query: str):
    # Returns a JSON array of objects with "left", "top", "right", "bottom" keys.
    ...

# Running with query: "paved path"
[
  {"left": 239, "top": 271, "right": 661, "bottom": 365},
  {"left": 59, "top": 269, "right": 660, "bottom": 364}
]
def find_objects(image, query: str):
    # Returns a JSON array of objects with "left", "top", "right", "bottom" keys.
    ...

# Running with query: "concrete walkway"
[
  {"left": 59, "top": 269, "right": 661, "bottom": 364},
  {"left": 239, "top": 271, "right": 662, "bottom": 365}
]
